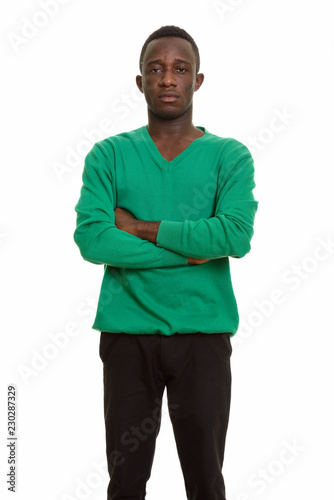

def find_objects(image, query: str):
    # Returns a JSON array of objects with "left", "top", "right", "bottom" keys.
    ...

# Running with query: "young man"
[{"left": 74, "top": 25, "right": 258, "bottom": 500}]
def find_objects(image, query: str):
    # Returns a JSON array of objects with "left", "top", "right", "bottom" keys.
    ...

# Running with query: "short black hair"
[{"left": 139, "top": 25, "right": 200, "bottom": 74}]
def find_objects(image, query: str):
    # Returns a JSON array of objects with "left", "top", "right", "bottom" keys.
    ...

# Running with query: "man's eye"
[
  {"left": 177, "top": 68, "right": 187, "bottom": 73},
  {"left": 150, "top": 68, "right": 161, "bottom": 73}
]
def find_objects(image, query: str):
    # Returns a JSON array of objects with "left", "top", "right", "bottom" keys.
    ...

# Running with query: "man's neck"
[{"left": 146, "top": 107, "right": 200, "bottom": 141}]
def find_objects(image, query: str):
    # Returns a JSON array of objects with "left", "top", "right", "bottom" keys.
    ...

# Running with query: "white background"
[{"left": 1, "top": 0, "right": 334, "bottom": 499}]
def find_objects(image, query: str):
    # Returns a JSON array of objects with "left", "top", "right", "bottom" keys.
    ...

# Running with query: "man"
[{"left": 74, "top": 25, "right": 258, "bottom": 500}]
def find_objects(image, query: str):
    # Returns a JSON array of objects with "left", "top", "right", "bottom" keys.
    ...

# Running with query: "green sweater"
[{"left": 73, "top": 125, "right": 258, "bottom": 336}]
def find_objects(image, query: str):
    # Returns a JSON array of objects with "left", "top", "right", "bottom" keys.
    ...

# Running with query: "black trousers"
[{"left": 99, "top": 331, "right": 232, "bottom": 500}]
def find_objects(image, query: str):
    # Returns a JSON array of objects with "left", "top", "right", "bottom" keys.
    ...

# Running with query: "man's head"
[
  {"left": 136, "top": 26, "right": 204, "bottom": 121},
  {"left": 139, "top": 25, "right": 200, "bottom": 75}
]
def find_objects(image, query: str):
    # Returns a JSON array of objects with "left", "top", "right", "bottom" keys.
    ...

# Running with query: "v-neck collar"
[{"left": 140, "top": 125, "right": 208, "bottom": 169}]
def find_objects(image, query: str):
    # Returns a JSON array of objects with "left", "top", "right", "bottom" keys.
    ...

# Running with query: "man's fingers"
[{"left": 187, "top": 258, "right": 211, "bottom": 265}]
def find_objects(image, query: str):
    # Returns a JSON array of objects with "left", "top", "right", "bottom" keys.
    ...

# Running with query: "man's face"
[{"left": 136, "top": 37, "right": 204, "bottom": 121}]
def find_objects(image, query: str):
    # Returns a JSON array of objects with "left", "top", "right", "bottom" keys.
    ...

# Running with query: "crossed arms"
[
  {"left": 73, "top": 142, "right": 258, "bottom": 270},
  {"left": 113, "top": 207, "right": 209, "bottom": 265}
]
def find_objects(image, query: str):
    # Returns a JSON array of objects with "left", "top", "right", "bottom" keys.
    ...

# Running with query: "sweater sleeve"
[
  {"left": 155, "top": 142, "right": 259, "bottom": 259},
  {"left": 73, "top": 142, "right": 188, "bottom": 269}
]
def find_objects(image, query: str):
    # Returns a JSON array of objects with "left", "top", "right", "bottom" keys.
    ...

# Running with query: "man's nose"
[{"left": 159, "top": 70, "right": 177, "bottom": 86}]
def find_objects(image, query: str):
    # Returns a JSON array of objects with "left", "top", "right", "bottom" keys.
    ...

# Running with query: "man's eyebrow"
[
  {"left": 146, "top": 58, "right": 192, "bottom": 66},
  {"left": 174, "top": 58, "right": 191, "bottom": 65},
  {"left": 146, "top": 59, "right": 162, "bottom": 66}
]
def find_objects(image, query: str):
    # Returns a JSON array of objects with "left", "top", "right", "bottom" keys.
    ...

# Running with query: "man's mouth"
[{"left": 158, "top": 93, "right": 179, "bottom": 103}]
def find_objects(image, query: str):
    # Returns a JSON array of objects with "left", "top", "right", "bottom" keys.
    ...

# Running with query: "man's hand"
[
  {"left": 187, "top": 257, "right": 211, "bottom": 265},
  {"left": 114, "top": 207, "right": 211, "bottom": 264}
]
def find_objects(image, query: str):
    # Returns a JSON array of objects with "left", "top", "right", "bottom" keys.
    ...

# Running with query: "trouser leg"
[
  {"left": 164, "top": 332, "right": 232, "bottom": 500},
  {"left": 100, "top": 332, "right": 165, "bottom": 500}
]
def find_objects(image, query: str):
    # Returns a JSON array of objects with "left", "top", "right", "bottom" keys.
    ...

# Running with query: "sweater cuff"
[
  {"left": 162, "top": 248, "right": 188, "bottom": 267},
  {"left": 157, "top": 220, "right": 183, "bottom": 253}
]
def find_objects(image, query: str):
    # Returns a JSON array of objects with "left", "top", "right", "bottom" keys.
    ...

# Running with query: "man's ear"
[
  {"left": 136, "top": 75, "right": 143, "bottom": 93},
  {"left": 194, "top": 73, "right": 204, "bottom": 92}
]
